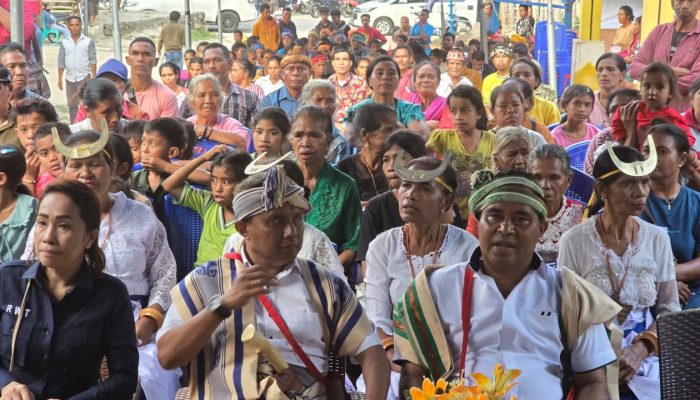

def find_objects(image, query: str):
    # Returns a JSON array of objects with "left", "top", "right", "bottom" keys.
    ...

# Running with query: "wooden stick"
[{"left": 241, "top": 324, "right": 289, "bottom": 373}]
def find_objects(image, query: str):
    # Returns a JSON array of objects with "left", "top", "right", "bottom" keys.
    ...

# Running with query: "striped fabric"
[
  {"left": 168, "top": 255, "right": 372, "bottom": 399},
  {"left": 392, "top": 270, "right": 454, "bottom": 380}
]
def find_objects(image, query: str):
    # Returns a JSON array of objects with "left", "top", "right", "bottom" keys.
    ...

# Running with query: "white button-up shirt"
[
  {"left": 436, "top": 72, "right": 473, "bottom": 98},
  {"left": 427, "top": 252, "right": 616, "bottom": 400},
  {"left": 58, "top": 34, "right": 97, "bottom": 82}
]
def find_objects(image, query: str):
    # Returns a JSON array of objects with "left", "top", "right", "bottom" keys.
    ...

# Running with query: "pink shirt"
[
  {"left": 124, "top": 80, "right": 179, "bottom": 119},
  {"left": 187, "top": 114, "right": 251, "bottom": 149},
  {"left": 550, "top": 122, "right": 600, "bottom": 147},
  {"left": 588, "top": 91, "right": 609, "bottom": 129},
  {"left": 630, "top": 20, "right": 700, "bottom": 112},
  {"left": 394, "top": 69, "right": 413, "bottom": 101}
]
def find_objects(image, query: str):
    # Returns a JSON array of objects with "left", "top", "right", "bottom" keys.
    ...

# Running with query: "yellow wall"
[{"left": 642, "top": 0, "right": 674, "bottom": 40}]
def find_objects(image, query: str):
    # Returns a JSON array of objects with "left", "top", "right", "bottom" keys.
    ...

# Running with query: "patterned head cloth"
[
  {"left": 232, "top": 165, "right": 311, "bottom": 222},
  {"left": 468, "top": 170, "right": 547, "bottom": 220},
  {"left": 489, "top": 44, "right": 512, "bottom": 59},
  {"left": 446, "top": 48, "right": 466, "bottom": 63}
]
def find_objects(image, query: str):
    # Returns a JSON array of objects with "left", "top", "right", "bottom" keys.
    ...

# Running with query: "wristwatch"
[{"left": 207, "top": 294, "right": 232, "bottom": 320}]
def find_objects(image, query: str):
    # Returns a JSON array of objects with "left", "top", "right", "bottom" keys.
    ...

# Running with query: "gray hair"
[
  {"left": 186, "top": 73, "right": 223, "bottom": 105},
  {"left": 530, "top": 143, "right": 572, "bottom": 175},
  {"left": 299, "top": 80, "right": 336, "bottom": 106}
]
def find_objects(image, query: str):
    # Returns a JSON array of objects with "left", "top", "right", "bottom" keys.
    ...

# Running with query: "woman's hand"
[
  {"left": 200, "top": 144, "right": 230, "bottom": 162},
  {"left": 678, "top": 280, "right": 691, "bottom": 306},
  {"left": 0, "top": 381, "right": 35, "bottom": 400},
  {"left": 135, "top": 316, "right": 157, "bottom": 346},
  {"left": 619, "top": 100, "right": 640, "bottom": 148},
  {"left": 619, "top": 340, "right": 651, "bottom": 383}
]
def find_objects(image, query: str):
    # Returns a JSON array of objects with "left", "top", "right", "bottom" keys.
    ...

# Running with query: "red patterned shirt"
[{"left": 329, "top": 73, "right": 370, "bottom": 124}]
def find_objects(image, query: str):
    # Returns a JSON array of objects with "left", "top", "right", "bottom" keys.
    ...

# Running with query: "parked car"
[
  {"left": 124, "top": 0, "right": 258, "bottom": 32},
  {"left": 351, "top": 0, "right": 476, "bottom": 35}
]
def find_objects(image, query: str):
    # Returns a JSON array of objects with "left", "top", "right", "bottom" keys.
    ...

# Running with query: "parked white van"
[{"left": 350, "top": 0, "right": 478, "bottom": 35}]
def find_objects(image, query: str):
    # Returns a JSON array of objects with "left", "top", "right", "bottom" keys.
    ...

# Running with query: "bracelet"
[
  {"left": 633, "top": 331, "right": 658, "bottom": 355},
  {"left": 22, "top": 178, "right": 36, "bottom": 184},
  {"left": 381, "top": 336, "right": 394, "bottom": 351},
  {"left": 139, "top": 307, "right": 165, "bottom": 330}
]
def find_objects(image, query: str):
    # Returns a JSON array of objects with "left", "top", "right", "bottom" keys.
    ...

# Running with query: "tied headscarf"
[
  {"left": 468, "top": 170, "right": 547, "bottom": 220},
  {"left": 232, "top": 165, "right": 311, "bottom": 222}
]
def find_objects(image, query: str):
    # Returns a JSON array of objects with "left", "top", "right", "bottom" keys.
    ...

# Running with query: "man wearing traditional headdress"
[
  {"left": 157, "top": 164, "right": 390, "bottom": 399},
  {"left": 395, "top": 169, "right": 621, "bottom": 400},
  {"left": 436, "top": 48, "right": 473, "bottom": 98}
]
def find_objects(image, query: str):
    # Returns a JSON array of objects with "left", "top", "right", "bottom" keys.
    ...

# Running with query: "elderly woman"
[
  {"left": 344, "top": 55, "right": 430, "bottom": 140},
  {"left": 1, "top": 180, "right": 138, "bottom": 399},
  {"left": 408, "top": 61, "right": 453, "bottom": 130},
  {"left": 510, "top": 58, "right": 561, "bottom": 126},
  {"left": 290, "top": 105, "right": 362, "bottom": 270},
  {"left": 69, "top": 78, "right": 128, "bottom": 134},
  {"left": 337, "top": 102, "right": 395, "bottom": 204},
  {"left": 298, "top": 79, "right": 353, "bottom": 165},
  {"left": 22, "top": 128, "right": 180, "bottom": 399},
  {"left": 558, "top": 144, "right": 680, "bottom": 400},
  {"left": 490, "top": 83, "right": 548, "bottom": 148},
  {"left": 186, "top": 73, "right": 251, "bottom": 151},
  {"left": 590, "top": 53, "right": 627, "bottom": 129},
  {"left": 530, "top": 144, "right": 584, "bottom": 266},
  {"left": 360, "top": 156, "right": 478, "bottom": 399},
  {"left": 640, "top": 124, "right": 700, "bottom": 309},
  {"left": 466, "top": 126, "right": 533, "bottom": 237}
]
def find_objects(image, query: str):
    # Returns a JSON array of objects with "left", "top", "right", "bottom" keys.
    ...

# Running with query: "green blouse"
[{"left": 306, "top": 162, "right": 362, "bottom": 253}]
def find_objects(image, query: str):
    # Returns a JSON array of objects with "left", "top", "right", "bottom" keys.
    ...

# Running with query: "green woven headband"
[{"left": 468, "top": 176, "right": 547, "bottom": 220}]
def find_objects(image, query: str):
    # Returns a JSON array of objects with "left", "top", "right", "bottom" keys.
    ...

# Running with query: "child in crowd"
[
  {"left": 612, "top": 61, "right": 693, "bottom": 150},
  {"left": 180, "top": 49, "right": 196, "bottom": 83},
  {"left": 130, "top": 117, "right": 189, "bottom": 219},
  {"left": 108, "top": 134, "right": 152, "bottom": 206},
  {"left": 13, "top": 99, "right": 59, "bottom": 195},
  {"left": 187, "top": 57, "right": 204, "bottom": 84},
  {"left": 33, "top": 122, "right": 69, "bottom": 198},
  {"left": 0, "top": 144, "right": 37, "bottom": 263},
  {"left": 121, "top": 119, "right": 147, "bottom": 164},
  {"left": 551, "top": 85, "right": 600, "bottom": 147},
  {"left": 162, "top": 145, "right": 252, "bottom": 266},
  {"left": 427, "top": 84, "right": 495, "bottom": 219},
  {"left": 482, "top": 45, "right": 513, "bottom": 119},
  {"left": 252, "top": 107, "right": 290, "bottom": 160}
]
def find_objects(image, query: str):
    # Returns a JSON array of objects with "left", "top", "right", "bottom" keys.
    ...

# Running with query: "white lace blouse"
[
  {"left": 537, "top": 197, "right": 584, "bottom": 265},
  {"left": 558, "top": 215, "right": 680, "bottom": 314},
  {"left": 22, "top": 192, "right": 176, "bottom": 310},
  {"left": 364, "top": 224, "right": 479, "bottom": 335}
]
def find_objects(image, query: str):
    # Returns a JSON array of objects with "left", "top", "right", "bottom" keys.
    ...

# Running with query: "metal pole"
[
  {"left": 440, "top": 0, "right": 445, "bottom": 35},
  {"left": 546, "top": 0, "right": 557, "bottom": 94},
  {"left": 478, "top": 0, "right": 488, "bottom": 60},
  {"left": 10, "top": 0, "right": 23, "bottom": 46},
  {"left": 184, "top": 0, "right": 192, "bottom": 50},
  {"left": 83, "top": 0, "right": 89, "bottom": 36},
  {"left": 217, "top": 0, "right": 223, "bottom": 43},
  {"left": 111, "top": 0, "right": 122, "bottom": 60}
]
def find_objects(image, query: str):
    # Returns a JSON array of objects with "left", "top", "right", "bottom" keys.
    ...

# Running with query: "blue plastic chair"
[
  {"left": 547, "top": 123, "right": 560, "bottom": 132},
  {"left": 41, "top": 13, "right": 61, "bottom": 45},
  {"left": 564, "top": 167, "right": 594, "bottom": 204},
  {"left": 162, "top": 194, "right": 204, "bottom": 281},
  {"left": 534, "top": 21, "right": 566, "bottom": 60},
  {"left": 191, "top": 139, "right": 236, "bottom": 159},
  {"left": 565, "top": 140, "right": 590, "bottom": 171},
  {"left": 131, "top": 162, "right": 143, "bottom": 172}
]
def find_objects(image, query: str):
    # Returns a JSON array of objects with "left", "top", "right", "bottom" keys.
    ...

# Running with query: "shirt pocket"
[
  {"left": 0, "top": 313, "right": 31, "bottom": 368},
  {"left": 285, "top": 312, "right": 326, "bottom": 358},
  {"left": 61, "top": 325, "right": 103, "bottom": 373}
]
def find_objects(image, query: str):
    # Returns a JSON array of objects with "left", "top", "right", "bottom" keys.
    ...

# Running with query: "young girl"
[
  {"left": 161, "top": 145, "right": 252, "bottom": 267},
  {"left": 252, "top": 107, "right": 290, "bottom": 160},
  {"left": 427, "top": 84, "right": 495, "bottom": 219},
  {"left": 551, "top": 85, "right": 601, "bottom": 147},
  {"left": 180, "top": 49, "right": 196, "bottom": 84},
  {"left": 0, "top": 144, "right": 38, "bottom": 263},
  {"left": 612, "top": 61, "right": 693, "bottom": 150},
  {"left": 33, "top": 122, "right": 69, "bottom": 198},
  {"left": 159, "top": 62, "right": 189, "bottom": 112}
]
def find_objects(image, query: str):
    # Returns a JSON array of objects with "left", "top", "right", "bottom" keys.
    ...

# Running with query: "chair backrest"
[
  {"left": 658, "top": 309, "right": 700, "bottom": 399},
  {"left": 547, "top": 123, "right": 560, "bottom": 132},
  {"left": 191, "top": 139, "right": 236, "bottom": 159},
  {"left": 131, "top": 162, "right": 143, "bottom": 172},
  {"left": 565, "top": 140, "right": 590, "bottom": 171},
  {"left": 564, "top": 167, "right": 593, "bottom": 204},
  {"left": 162, "top": 194, "right": 204, "bottom": 281}
]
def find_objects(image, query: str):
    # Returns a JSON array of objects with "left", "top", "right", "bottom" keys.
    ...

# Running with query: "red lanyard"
[
  {"left": 257, "top": 294, "right": 326, "bottom": 383},
  {"left": 225, "top": 252, "right": 326, "bottom": 382},
  {"left": 459, "top": 266, "right": 475, "bottom": 375}
]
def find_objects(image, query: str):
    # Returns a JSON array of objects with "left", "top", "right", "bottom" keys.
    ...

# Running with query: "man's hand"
[
  {"left": 1, "top": 382, "right": 35, "bottom": 400},
  {"left": 672, "top": 67, "right": 691, "bottom": 78},
  {"left": 57, "top": 79, "right": 63, "bottom": 91},
  {"left": 221, "top": 265, "right": 277, "bottom": 312},
  {"left": 678, "top": 280, "right": 691, "bottom": 306}
]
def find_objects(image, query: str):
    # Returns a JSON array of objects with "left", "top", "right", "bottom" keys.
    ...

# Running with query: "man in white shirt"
[
  {"left": 57, "top": 16, "right": 96, "bottom": 122},
  {"left": 436, "top": 48, "right": 472, "bottom": 97},
  {"left": 157, "top": 165, "right": 390, "bottom": 399},
  {"left": 395, "top": 171, "right": 621, "bottom": 400}
]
